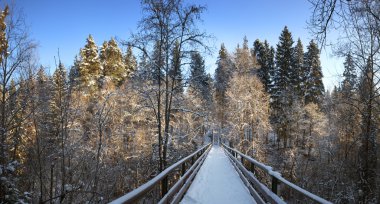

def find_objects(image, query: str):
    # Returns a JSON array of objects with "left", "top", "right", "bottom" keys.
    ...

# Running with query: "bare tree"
[
  {"left": 126, "top": 0, "right": 211, "bottom": 196},
  {"left": 309, "top": 0, "right": 380, "bottom": 202},
  {"left": 0, "top": 4, "right": 37, "bottom": 202}
]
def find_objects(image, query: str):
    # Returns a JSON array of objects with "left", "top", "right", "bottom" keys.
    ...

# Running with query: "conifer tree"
[
  {"left": 272, "top": 26, "right": 295, "bottom": 148},
  {"left": 341, "top": 52, "right": 356, "bottom": 97},
  {"left": 100, "top": 38, "right": 125, "bottom": 85},
  {"left": 79, "top": 35, "right": 101, "bottom": 87},
  {"left": 189, "top": 51, "right": 211, "bottom": 104},
  {"left": 215, "top": 44, "right": 233, "bottom": 127},
  {"left": 235, "top": 36, "right": 254, "bottom": 74},
  {"left": 254, "top": 39, "right": 274, "bottom": 92},
  {"left": 124, "top": 45, "right": 137, "bottom": 78},
  {"left": 169, "top": 41, "right": 183, "bottom": 94},
  {"left": 151, "top": 41, "right": 165, "bottom": 85},
  {"left": 292, "top": 38, "right": 305, "bottom": 99},
  {"left": 304, "top": 40, "right": 324, "bottom": 105},
  {"left": 50, "top": 62, "right": 69, "bottom": 202}
]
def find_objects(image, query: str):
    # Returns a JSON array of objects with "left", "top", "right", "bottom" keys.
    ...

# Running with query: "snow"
[{"left": 180, "top": 146, "right": 256, "bottom": 204}]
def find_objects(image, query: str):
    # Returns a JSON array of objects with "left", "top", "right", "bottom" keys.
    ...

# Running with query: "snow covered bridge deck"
[
  {"left": 110, "top": 144, "right": 332, "bottom": 204},
  {"left": 180, "top": 146, "right": 256, "bottom": 204}
]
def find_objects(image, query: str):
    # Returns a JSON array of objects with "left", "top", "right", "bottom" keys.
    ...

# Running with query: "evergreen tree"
[
  {"left": 254, "top": 39, "right": 274, "bottom": 92},
  {"left": 215, "top": 44, "right": 233, "bottom": 127},
  {"left": 79, "top": 35, "right": 101, "bottom": 87},
  {"left": 151, "top": 41, "right": 165, "bottom": 85},
  {"left": 341, "top": 52, "right": 356, "bottom": 97},
  {"left": 100, "top": 38, "right": 125, "bottom": 85},
  {"left": 169, "top": 41, "right": 183, "bottom": 94},
  {"left": 50, "top": 62, "right": 69, "bottom": 202},
  {"left": 304, "top": 40, "right": 324, "bottom": 105},
  {"left": 124, "top": 45, "right": 137, "bottom": 78},
  {"left": 235, "top": 36, "right": 254, "bottom": 74},
  {"left": 292, "top": 38, "right": 305, "bottom": 99},
  {"left": 272, "top": 26, "right": 295, "bottom": 148},
  {"left": 189, "top": 51, "right": 211, "bottom": 103}
]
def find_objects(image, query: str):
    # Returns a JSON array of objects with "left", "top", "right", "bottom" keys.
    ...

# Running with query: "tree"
[
  {"left": 292, "top": 38, "right": 305, "bottom": 99},
  {"left": 235, "top": 36, "right": 255, "bottom": 74},
  {"left": 78, "top": 35, "right": 101, "bottom": 88},
  {"left": 304, "top": 40, "right": 324, "bottom": 105},
  {"left": 189, "top": 51, "right": 211, "bottom": 105},
  {"left": 341, "top": 52, "right": 356, "bottom": 97},
  {"left": 100, "top": 38, "right": 125, "bottom": 86},
  {"left": 226, "top": 74, "right": 270, "bottom": 154},
  {"left": 169, "top": 41, "right": 183, "bottom": 95},
  {"left": 50, "top": 62, "right": 70, "bottom": 202},
  {"left": 253, "top": 39, "right": 274, "bottom": 92},
  {"left": 309, "top": 0, "right": 380, "bottom": 202},
  {"left": 0, "top": 5, "right": 36, "bottom": 202},
  {"left": 272, "top": 26, "right": 295, "bottom": 148},
  {"left": 124, "top": 45, "right": 137, "bottom": 78},
  {"left": 214, "top": 44, "right": 233, "bottom": 127},
  {"left": 129, "top": 0, "right": 210, "bottom": 196}
]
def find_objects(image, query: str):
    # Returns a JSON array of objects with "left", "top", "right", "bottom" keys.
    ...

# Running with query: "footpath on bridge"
[{"left": 180, "top": 146, "right": 256, "bottom": 204}]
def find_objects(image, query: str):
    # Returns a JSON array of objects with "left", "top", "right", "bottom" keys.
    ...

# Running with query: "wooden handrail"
[
  {"left": 222, "top": 143, "right": 332, "bottom": 204},
  {"left": 110, "top": 143, "right": 211, "bottom": 204}
]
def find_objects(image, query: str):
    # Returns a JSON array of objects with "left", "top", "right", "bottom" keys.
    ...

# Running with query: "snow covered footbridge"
[{"left": 110, "top": 144, "right": 332, "bottom": 204}]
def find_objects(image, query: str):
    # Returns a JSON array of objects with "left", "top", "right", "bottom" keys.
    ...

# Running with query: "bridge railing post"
[
  {"left": 161, "top": 176, "right": 168, "bottom": 198},
  {"left": 181, "top": 163, "right": 186, "bottom": 176},
  {"left": 271, "top": 176, "right": 278, "bottom": 195},
  {"left": 250, "top": 162, "right": 255, "bottom": 174}
]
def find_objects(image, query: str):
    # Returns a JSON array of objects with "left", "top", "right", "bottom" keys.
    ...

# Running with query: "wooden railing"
[
  {"left": 222, "top": 143, "right": 332, "bottom": 204},
  {"left": 110, "top": 143, "right": 211, "bottom": 204}
]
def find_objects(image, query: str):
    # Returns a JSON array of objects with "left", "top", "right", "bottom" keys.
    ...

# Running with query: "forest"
[{"left": 0, "top": 0, "right": 379, "bottom": 203}]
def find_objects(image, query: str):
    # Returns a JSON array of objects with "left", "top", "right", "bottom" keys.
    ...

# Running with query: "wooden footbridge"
[{"left": 110, "top": 143, "right": 332, "bottom": 204}]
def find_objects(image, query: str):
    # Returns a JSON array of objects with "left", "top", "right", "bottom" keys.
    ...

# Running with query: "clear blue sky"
[{"left": 15, "top": 0, "right": 342, "bottom": 90}]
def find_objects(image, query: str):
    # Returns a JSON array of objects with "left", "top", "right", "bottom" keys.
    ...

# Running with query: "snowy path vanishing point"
[{"left": 180, "top": 146, "right": 256, "bottom": 204}]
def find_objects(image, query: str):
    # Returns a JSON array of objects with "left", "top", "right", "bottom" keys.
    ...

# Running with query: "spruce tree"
[
  {"left": 292, "top": 38, "right": 305, "bottom": 99},
  {"left": 341, "top": 52, "right": 356, "bottom": 97},
  {"left": 100, "top": 38, "right": 125, "bottom": 85},
  {"left": 169, "top": 41, "right": 183, "bottom": 94},
  {"left": 79, "top": 35, "right": 101, "bottom": 87},
  {"left": 272, "top": 26, "right": 295, "bottom": 148},
  {"left": 215, "top": 44, "right": 233, "bottom": 127},
  {"left": 51, "top": 62, "right": 69, "bottom": 202},
  {"left": 235, "top": 36, "right": 254, "bottom": 74},
  {"left": 124, "top": 45, "right": 137, "bottom": 78},
  {"left": 189, "top": 51, "right": 211, "bottom": 103},
  {"left": 304, "top": 40, "right": 324, "bottom": 105},
  {"left": 151, "top": 41, "right": 165, "bottom": 85},
  {"left": 254, "top": 39, "right": 274, "bottom": 92}
]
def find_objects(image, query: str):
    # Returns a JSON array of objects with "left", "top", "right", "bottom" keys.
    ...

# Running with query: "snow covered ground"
[{"left": 180, "top": 146, "right": 256, "bottom": 204}]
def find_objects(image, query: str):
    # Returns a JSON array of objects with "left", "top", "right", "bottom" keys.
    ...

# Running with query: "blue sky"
[{"left": 15, "top": 0, "right": 342, "bottom": 90}]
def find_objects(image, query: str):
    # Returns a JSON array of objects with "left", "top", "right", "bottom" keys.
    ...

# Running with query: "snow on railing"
[
  {"left": 110, "top": 143, "right": 211, "bottom": 204},
  {"left": 222, "top": 143, "right": 332, "bottom": 204}
]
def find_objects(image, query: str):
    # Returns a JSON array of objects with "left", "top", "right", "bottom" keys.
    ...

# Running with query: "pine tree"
[
  {"left": 215, "top": 44, "right": 233, "bottom": 127},
  {"left": 304, "top": 40, "right": 324, "bottom": 105},
  {"left": 79, "top": 35, "right": 101, "bottom": 87},
  {"left": 292, "top": 38, "right": 305, "bottom": 99}
]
